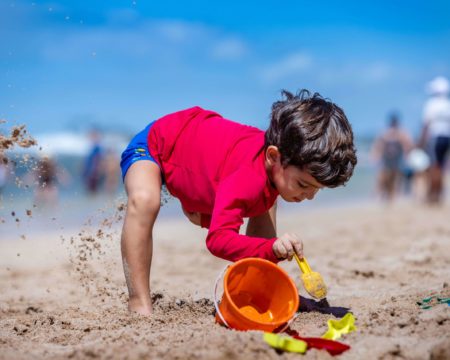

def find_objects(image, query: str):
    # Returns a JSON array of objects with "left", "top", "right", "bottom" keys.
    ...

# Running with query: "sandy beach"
[
  {"left": 1, "top": 199, "right": 450, "bottom": 359},
  {"left": 2, "top": 1, "right": 450, "bottom": 359}
]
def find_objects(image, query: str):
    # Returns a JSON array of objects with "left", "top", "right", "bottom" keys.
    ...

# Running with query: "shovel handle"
[{"left": 294, "top": 254, "right": 312, "bottom": 274}]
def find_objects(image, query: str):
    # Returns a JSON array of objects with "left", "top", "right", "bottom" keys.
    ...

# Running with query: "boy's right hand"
[{"left": 272, "top": 233, "right": 303, "bottom": 261}]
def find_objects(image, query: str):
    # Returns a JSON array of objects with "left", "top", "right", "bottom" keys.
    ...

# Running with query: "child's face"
[{"left": 265, "top": 146, "right": 324, "bottom": 202}]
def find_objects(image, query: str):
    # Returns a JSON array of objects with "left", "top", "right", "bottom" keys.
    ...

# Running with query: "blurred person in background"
[
  {"left": 83, "top": 128, "right": 105, "bottom": 194},
  {"left": 35, "top": 155, "right": 58, "bottom": 205},
  {"left": 372, "top": 112, "right": 413, "bottom": 201},
  {"left": 102, "top": 148, "right": 120, "bottom": 195},
  {"left": 33, "top": 153, "right": 71, "bottom": 206},
  {"left": 419, "top": 76, "right": 450, "bottom": 205},
  {"left": 27, "top": 154, "right": 69, "bottom": 206}
]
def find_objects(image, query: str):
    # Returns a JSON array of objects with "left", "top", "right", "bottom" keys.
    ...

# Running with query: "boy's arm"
[
  {"left": 246, "top": 201, "right": 277, "bottom": 238},
  {"left": 206, "top": 169, "right": 279, "bottom": 263}
]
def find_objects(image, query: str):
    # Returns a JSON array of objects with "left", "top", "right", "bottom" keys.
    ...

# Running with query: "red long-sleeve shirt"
[{"left": 148, "top": 106, "right": 279, "bottom": 263}]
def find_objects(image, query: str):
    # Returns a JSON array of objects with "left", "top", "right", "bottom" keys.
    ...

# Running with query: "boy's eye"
[{"left": 298, "top": 181, "right": 308, "bottom": 189}]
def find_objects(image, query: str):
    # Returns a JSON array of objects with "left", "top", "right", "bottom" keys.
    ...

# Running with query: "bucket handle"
[
  {"left": 274, "top": 312, "right": 299, "bottom": 333},
  {"left": 213, "top": 264, "right": 230, "bottom": 328},
  {"left": 213, "top": 263, "right": 299, "bottom": 333}
]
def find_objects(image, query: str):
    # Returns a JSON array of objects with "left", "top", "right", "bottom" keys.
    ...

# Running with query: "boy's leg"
[
  {"left": 121, "top": 161, "right": 162, "bottom": 315},
  {"left": 246, "top": 201, "right": 277, "bottom": 238}
]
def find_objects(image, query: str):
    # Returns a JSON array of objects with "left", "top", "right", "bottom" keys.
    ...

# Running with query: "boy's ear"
[{"left": 266, "top": 145, "right": 281, "bottom": 165}]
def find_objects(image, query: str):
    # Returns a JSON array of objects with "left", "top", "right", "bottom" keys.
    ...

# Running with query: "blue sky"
[{"left": 1, "top": 0, "right": 450, "bottom": 138}]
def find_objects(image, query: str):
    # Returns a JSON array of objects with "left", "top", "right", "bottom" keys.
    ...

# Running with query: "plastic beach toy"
[
  {"left": 214, "top": 258, "right": 299, "bottom": 332},
  {"left": 417, "top": 295, "right": 450, "bottom": 309},
  {"left": 322, "top": 313, "right": 357, "bottom": 340},
  {"left": 263, "top": 332, "right": 307, "bottom": 354},
  {"left": 286, "top": 328, "right": 351, "bottom": 356},
  {"left": 294, "top": 254, "right": 327, "bottom": 300}
]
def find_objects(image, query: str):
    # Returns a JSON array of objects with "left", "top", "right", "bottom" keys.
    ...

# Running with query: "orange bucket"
[{"left": 214, "top": 258, "right": 299, "bottom": 332}]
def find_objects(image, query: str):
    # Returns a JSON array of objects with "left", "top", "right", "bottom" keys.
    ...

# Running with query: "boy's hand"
[{"left": 272, "top": 233, "right": 303, "bottom": 261}]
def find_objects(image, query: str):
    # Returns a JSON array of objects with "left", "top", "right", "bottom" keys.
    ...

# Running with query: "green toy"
[{"left": 417, "top": 295, "right": 450, "bottom": 309}]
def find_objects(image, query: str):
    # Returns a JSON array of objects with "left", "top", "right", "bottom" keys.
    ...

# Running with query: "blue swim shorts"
[{"left": 120, "top": 121, "right": 162, "bottom": 182}]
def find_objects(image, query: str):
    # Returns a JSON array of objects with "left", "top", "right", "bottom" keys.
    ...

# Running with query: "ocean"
[{"left": 0, "top": 140, "right": 378, "bottom": 238}]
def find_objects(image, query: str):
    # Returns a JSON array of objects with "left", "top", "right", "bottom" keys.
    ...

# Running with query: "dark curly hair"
[{"left": 265, "top": 89, "right": 357, "bottom": 187}]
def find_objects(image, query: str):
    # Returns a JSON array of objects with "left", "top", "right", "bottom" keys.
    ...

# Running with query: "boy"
[{"left": 120, "top": 90, "right": 357, "bottom": 315}]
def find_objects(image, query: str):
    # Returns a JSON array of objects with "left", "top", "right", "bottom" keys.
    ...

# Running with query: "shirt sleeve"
[{"left": 205, "top": 167, "right": 279, "bottom": 263}]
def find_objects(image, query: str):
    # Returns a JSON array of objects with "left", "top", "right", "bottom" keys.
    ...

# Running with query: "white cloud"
[
  {"left": 210, "top": 38, "right": 248, "bottom": 60},
  {"left": 259, "top": 52, "right": 313, "bottom": 83},
  {"left": 38, "top": 19, "right": 235, "bottom": 63},
  {"left": 363, "top": 62, "right": 391, "bottom": 82},
  {"left": 317, "top": 61, "right": 393, "bottom": 86},
  {"left": 153, "top": 20, "right": 209, "bottom": 43}
]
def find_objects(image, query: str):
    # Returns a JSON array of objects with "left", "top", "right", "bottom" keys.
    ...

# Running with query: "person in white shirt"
[{"left": 419, "top": 76, "right": 450, "bottom": 204}]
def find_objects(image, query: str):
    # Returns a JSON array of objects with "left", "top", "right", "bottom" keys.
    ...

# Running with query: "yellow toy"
[
  {"left": 263, "top": 333, "right": 307, "bottom": 354},
  {"left": 294, "top": 254, "right": 327, "bottom": 300},
  {"left": 322, "top": 313, "right": 357, "bottom": 340}
]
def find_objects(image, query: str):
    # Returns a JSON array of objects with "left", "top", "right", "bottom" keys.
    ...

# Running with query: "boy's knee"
[{"left": 127, "top": 190, "right": 160, "bottom": 215}]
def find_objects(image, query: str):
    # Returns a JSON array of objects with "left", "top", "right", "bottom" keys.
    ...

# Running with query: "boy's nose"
[{"left": 306, "top": 188, "right": 319, "bottom": 200}]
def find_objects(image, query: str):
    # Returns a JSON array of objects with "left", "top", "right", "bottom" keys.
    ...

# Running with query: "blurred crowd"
[
  {"left": 372, "top": 76, "right": 450, "bottom": 205},
  {"left": 0, "top": 128, "right": 121, "bottom": 207}
]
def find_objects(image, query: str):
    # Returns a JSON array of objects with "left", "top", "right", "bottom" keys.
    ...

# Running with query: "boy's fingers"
[
  {"left": 293, "top": 241, "right": 303, "bottom": 258},
  {"left": 274, "top": 240, "right": 289, "bottom": 259},
  {"left": 281, "top": 238, "right": 294, "bottom": 259},
  {"left": 272, "top": 242, "right": 281, "bottom": 258},
  {"left": 274, "top": 234, "right": 304, "bottom": 260},
  {"left": 286, "top": 233, "right": 303, "bottom": 258}
]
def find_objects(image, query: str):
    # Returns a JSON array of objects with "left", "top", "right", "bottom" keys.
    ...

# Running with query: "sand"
[
  {"left": 0, "top": 122, "right": 37, "bottom": 165},
  {"left": 1, "top": 200, "right": 450, "bottom": 359}
]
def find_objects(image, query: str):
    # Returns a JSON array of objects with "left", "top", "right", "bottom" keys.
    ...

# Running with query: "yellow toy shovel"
[{"left": 294, "top": 254, "right": 327, "bottom": 300}]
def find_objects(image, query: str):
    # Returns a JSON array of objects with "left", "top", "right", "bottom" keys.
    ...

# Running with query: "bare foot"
[{"left": 128, "top": 298, "right": 153, "bottom": 316}]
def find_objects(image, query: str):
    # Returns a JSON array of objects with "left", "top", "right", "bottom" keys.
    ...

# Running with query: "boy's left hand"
[{"left": 272, "top": 233, "right": 303, "bottom": 261}]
